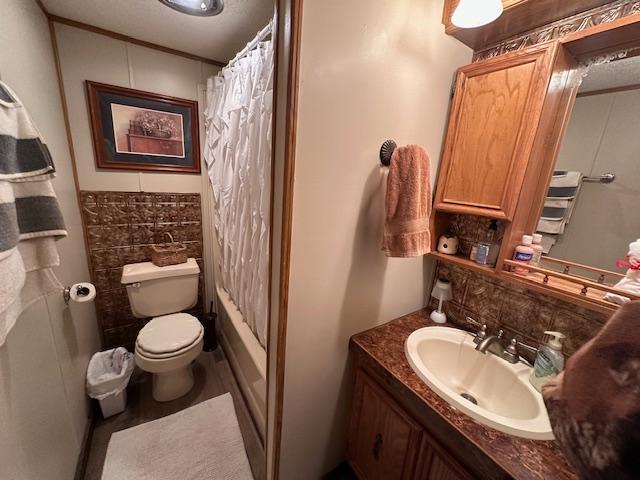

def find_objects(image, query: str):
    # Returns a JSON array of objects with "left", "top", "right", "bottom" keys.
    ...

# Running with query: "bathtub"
[{"left": 215, "top": 285, "right": 267, "bottom": 440}]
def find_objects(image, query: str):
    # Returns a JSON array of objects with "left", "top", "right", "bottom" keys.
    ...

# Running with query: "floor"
[
  {"left": 324, "top": 463, "right": 357, "bottom": 479},
  {"left": 83, "top": 348, "right": 265, "bottom": 480}
]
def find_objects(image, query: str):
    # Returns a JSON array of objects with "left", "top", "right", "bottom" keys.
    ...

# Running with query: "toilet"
[{"left": 121, "top": 258, "right": 203, "bottom": 402}]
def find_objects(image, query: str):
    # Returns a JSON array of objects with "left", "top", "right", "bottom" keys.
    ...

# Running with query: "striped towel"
[
  {"left": 0, "top": 81, "right": 67, "bottom": 346},
  {"left": 536, "top": 171, "right": 582, "bottom": 251}
]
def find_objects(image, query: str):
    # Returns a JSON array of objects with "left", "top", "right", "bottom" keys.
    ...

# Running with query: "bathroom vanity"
[
  {"left": 350, "top": 8, "right": 640, "bottom": 478},
  {"left": 350, "top": 6, "right": 640, "bottom": 479},
  {"left": 347, "top": 310, "right": 576, "bottom": 480}
]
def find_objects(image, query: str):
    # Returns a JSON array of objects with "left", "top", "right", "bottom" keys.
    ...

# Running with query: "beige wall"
[
  {"left": 54, "top": 22, "right": 221, "bottom": 309},
  {"left": 53, "top": 23, "right": 220, "bottom": 194},
  {"left": 278, "top": 0, "right": 471, "bottom": 477},
  {"left": 551, "top": 89, "right": 640, "bottom": 271},
  {"left": 0, "top": 1, "right": 101, "bottom": 479}
]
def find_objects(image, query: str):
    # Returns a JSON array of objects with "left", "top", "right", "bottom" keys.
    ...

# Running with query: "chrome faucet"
[
  {"left": 475, "top": 329, "right": 505, "bottom": 356},
  {"left": 467, "top": 317, "right": 532, "bottom": 365},
  {"left": 472, "top": 326, "right": 524, "bottom": 365}
]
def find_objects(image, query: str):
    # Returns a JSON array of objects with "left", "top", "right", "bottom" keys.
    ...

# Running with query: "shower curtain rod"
[{"left": 227, "top": 22, "right": 272, "bottom": 68}]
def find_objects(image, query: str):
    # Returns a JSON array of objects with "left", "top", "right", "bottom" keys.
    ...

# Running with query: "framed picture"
[{"left": 85, "top": 81, "right": 200, "bottom": 174}]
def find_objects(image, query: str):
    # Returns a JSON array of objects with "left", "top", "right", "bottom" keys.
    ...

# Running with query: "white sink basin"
[{"left": 405, "top": 326, "right": 553, "bottom": 440}]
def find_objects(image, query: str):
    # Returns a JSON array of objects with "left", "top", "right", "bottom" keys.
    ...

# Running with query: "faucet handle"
[
  {"left": 465, "top": 316, "right": 482, "bottom": 328},
  {"left": 472, "top": 323, "right": 487, "bottom": 344},
  {"left": 503, "top": 337, "right": 520, "bottom": 364},
  {"left": 478, "top": 324, "right": 487, "bottom": 338}
]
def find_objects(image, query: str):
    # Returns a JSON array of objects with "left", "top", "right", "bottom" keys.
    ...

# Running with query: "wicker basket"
[{"left": 151, "top": 232, "right": 187, "bottom": 267}]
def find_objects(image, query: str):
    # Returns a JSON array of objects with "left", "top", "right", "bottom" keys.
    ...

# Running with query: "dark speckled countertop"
[{"left": 350, "top": 309, "right": 577, "bottom": 480}]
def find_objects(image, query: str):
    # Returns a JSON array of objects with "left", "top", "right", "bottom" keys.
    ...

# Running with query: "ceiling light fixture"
[
  {"left": 158, "top": 0, "right": 224, "bottom": 17},
  {"left": 451, "top": 0, "right": 503, "bottom": 29}
]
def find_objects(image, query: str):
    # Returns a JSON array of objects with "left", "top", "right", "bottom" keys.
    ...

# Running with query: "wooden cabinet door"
[
  {"left": 348, "top": 371, "right": 423, "bottom": 480},
  {"left": 434, "top": 42, "right": 558, "bottom": 220},
  {"left": 416, "top": 436, "right": 476, "bottom": 480}
]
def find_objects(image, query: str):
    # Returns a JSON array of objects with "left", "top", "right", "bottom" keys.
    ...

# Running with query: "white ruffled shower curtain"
[{"left": 203, "top": 28, "right": 273, "bottom": 348}]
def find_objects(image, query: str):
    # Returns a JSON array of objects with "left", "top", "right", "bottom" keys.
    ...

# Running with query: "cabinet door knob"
[{"left": 372, "top": 433, "right": 383, "bottom": 460}]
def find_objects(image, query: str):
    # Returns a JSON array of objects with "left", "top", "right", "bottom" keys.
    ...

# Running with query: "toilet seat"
[
  {"left": 136, "top": 330, "right": 204, "bottom": 359},
  {"left": 136, "top": 313, "right": 203, "bottom": 356}
]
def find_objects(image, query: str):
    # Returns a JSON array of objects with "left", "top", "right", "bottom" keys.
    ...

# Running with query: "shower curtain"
[{"left": 203, "top": 30, "right": 273, "bottom": 348}]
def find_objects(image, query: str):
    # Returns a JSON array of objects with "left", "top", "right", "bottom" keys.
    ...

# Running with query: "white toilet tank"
[{"left": 121, "top": 258, "right": 200, "bottom": 318}]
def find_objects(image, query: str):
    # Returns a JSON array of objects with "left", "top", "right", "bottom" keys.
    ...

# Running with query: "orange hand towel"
[{"left": 383, "top": 145, "right": 432, "bottom": 257}]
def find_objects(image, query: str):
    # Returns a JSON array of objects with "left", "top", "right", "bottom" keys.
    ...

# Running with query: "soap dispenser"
[{"left": 530, "top": 331, "right": 566, "bottom": 393}]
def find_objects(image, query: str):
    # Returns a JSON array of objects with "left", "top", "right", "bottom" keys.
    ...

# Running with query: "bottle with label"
[
  {"left": 470, "top": 244, "right": 479, "bottom": 262},
  {"left": 513, "top": 235, "right": 534, "bottom": 274},
  {"left": 486, "top": 220, "right": 500, "bottom": 267},
  {"left": 474, "top": 220, "right": 500, "bottom": 267},
  {"left": 531, "top": 233, "right": 544, "bottom": 266},
  {"left": 473, "top": 243, "right": 488, "bottom": 265},
  {"left": 530, "top": 331, "right": 566, "bottom": 392}
]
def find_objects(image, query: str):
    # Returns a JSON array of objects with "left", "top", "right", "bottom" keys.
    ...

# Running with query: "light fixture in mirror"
[
  {"left": 158, "top": 0, "right": 224, "bottom": 17},
  {"left": 451, "top": 0, "right": 503, "bottom": 29}
]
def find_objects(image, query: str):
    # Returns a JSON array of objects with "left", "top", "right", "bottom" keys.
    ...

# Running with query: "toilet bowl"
[
  {"left": 121, "top": 258, "right": 202, "bottom": 402},
  {"left": 134, "top": 313, "right": 204, "bottom": 402}
]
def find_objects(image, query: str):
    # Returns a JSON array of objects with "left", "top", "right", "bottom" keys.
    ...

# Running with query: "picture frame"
[{"left": 85, "top": 81, "right": 201, "bottom": 174}]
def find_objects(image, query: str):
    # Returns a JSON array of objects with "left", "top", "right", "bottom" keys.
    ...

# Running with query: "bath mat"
[{"left": 101, "top": 393, "right": 253, "bottom": 480}]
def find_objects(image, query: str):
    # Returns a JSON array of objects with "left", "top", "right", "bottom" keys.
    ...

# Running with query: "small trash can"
[{"left": 86, "top": 347, "right": 134, "bottom": 418}]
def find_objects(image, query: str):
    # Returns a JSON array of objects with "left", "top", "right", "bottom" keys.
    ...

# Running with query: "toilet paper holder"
[{"left": 63, "top": 284, "right": 92, "bottom": 304}]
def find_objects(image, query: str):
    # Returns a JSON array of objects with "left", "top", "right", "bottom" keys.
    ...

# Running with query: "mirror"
[{"left": 534, "top": 54, "right": 640, "bottom": 299}]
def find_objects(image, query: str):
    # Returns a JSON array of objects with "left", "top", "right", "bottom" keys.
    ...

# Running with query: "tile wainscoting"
[
  {"left": 79, "top": 191, "right": 204, "bottom": 349},
  {"left": 429, "top": 260, "right": 609, "bottom": 360},
  {"left": 445, "top": 213, "right": 506, "bottom": 259}
]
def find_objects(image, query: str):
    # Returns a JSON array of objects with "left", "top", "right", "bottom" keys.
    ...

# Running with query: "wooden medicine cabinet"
[
  {"left": 434, "top": 42, "right": 562, "bottom": 220},
  {"left": 431, "top": 14, "right": 640, "bottom": 313}
]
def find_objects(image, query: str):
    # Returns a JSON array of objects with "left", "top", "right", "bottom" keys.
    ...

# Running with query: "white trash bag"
[{"left": 86, "top": 347, "right": 134, "bottom": 400}]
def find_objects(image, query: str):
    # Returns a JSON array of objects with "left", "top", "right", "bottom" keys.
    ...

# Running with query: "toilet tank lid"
[{"left": 121, "top": 258, "right": 200, "bottom": 284}]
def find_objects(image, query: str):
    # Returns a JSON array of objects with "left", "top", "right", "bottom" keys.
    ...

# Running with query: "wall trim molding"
[
  {"left": 474, "top": 0, "right": 640, "bottom": 61},
  {"left": 269, "top": 0, "right": 304, "bottom": 478},
  {"left": 34, "top": 0, "right": 226, "bottom": 67}
]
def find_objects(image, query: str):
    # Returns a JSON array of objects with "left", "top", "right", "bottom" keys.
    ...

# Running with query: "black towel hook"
[{"left": 379, "top": 139, "right": 396, "bottom": 166}]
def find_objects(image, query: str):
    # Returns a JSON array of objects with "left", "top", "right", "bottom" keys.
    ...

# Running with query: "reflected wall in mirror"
[{"left": 535, "top": 54, "right": 640, "bottom": 299}]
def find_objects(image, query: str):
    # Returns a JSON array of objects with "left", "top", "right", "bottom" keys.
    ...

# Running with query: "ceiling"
[
  {"left": 41, "top": 0, "right": 274, "bottom": 62},
  {"left": 579, "top": 55, "right": 640, "bottom": 94}
]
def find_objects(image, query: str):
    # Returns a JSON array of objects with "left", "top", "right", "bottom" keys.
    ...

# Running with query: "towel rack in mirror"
[{"left": 583, "top": 172, "right": 615, "bottom": 184}]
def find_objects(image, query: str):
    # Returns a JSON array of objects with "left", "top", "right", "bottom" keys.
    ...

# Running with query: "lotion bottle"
[
  {"left": 530, "top": 331, "right": 566, "bottom": 393},
  {"left": 531, "top": 233, "right": 544, "bottom": 266},
  {"left": 513, "top": 235, "right": 534, "bottom": 274}
]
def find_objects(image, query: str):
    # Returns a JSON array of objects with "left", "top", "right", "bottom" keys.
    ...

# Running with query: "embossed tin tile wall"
[
  {"left": 79, "top": 191, "right": 204, "bottom": 349},
  {"left": 429, "top": 260, "right": 609, "bottom": 359},
  {"left": 444, "top": 213, "right": 506, "bottom": 259},
  {"left": 431, "top": 213, "right": 608, "bottom": 358},
  {"left": 473, "top": 0, "right": 640, "bottom": 61}
]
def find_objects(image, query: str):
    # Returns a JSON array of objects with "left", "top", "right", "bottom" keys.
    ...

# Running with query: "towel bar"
[{"left": 583, "top": 172, "right": 615, "bottom": 184}]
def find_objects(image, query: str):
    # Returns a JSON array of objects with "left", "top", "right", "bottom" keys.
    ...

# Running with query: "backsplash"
[
  {"left": 445, "top": 213, "right": 506, "bottom": 259},
  {"left": 429, "top": 261, "right": 609, "bottom": 359},
  {"left": 79, "top": 191, "right": 204, "bottom": 350}
]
